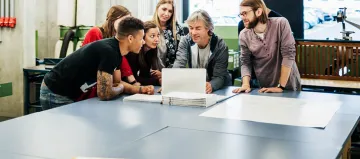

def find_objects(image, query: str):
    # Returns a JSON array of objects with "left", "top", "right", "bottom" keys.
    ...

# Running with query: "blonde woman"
[{"left": 152, "top": 0, "right": 185, "bottom": 70}]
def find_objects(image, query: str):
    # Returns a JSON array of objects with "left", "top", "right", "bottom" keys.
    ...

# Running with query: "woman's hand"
[{"left": 151, "top": 70, "right": 162, "bottom": 79}]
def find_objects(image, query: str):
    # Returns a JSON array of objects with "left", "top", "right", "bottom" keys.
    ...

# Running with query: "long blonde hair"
[{"left": 152, "top": 0, "right": 177, "bottom": 41}]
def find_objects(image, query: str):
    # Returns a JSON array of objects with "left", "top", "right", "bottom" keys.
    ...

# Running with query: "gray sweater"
[
  {"left": 239, "top": 17, "right": 301, "bottom": 90},
  {"left": 173, "top": 34, "right": 232, "bottom": 91}
]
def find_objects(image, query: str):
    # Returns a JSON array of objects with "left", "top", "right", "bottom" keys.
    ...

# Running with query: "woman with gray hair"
[{"left": 172, "top": 10, "right": 231, "bottom": 94}]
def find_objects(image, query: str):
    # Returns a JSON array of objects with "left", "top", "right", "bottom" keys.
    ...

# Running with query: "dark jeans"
[{"left": 40, "top": 82, "right": 74, "bottom": 110}]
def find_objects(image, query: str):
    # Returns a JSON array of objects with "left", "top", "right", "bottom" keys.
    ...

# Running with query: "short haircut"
[
  {"left": 240, "top": 0, "right": 268, "bottom": 24},
  {"left": 116, "top": 17, "right": 145, "bottom": 38},
  {"left": 186, "top": 10, "right": 214, "bottom": 35}
]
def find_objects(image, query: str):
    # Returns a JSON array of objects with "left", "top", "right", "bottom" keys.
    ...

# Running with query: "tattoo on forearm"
[
  {"left": 97, "top": 71, "right": 122, "bottom": 100},
  {"left": 100, "top": 73, "right": 107, "bottom": 97}
]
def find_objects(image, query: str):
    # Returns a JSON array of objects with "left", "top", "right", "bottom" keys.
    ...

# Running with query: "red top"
[{"left": 82, "top": 27, "right": 133, "bottom": 77}]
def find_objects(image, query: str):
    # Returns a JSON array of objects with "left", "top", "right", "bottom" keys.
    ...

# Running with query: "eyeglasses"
[{"left": 238, "top": 10, "right": 253, "bottom": 17}]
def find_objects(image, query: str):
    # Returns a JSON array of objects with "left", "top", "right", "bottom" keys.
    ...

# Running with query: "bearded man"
[{"left": 233, "top": 0, "right": 301, "bottom": 94}]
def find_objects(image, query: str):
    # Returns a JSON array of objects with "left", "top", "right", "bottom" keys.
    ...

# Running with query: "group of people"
[{"left": 39, "top": 0, "right": 301, "bottom": 110}]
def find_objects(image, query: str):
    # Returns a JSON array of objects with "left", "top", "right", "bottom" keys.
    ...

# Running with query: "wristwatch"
[{"left": 277, "top": 84, "right": 285, "bottom": 90}]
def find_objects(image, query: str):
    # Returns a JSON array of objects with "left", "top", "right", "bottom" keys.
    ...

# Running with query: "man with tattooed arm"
[{"left": 40, "top": 17, "right": 154, "bottom": 110}]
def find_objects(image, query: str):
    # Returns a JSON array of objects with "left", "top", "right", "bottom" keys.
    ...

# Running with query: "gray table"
[
  {"left": 115, "top": 127, "right": 339, "bottom": 159},
  {"left": 0, "top": 151, "right": 47, "bottom": 159},
  {"left": 0, "top": 110, "right": 166, "bottom": 159},
  {"left": 0, "top": 87, "right": 359, "bottom": 159}
]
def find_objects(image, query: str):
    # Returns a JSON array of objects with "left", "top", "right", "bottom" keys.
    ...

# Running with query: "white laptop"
[{"left": 161, "top": 68, "right": 206, "bottom": 95}]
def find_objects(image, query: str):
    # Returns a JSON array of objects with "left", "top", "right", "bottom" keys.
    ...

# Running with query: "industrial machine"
[{"left": 335, "top": 7, "right": 355, "bottom": 41}]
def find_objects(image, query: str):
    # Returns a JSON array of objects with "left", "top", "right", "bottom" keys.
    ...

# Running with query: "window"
[
  {"left": 304, "top": 0, "right": 360, "bottom": 40},
  {"left": 187, "top": 0, "right": 242, "bottom": 26}
]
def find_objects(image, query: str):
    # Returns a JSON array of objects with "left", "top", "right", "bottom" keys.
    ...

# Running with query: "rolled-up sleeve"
[
  {"left": 239, "top": 33, "right": 252, "bottom": 78},
  {"left": 280, "top": 18, "right": 296, "bottom": 68}
]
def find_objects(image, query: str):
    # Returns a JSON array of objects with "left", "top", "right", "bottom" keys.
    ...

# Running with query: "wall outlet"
[{"left": 0, "top": 82, "right": 13, "bottom": 98}]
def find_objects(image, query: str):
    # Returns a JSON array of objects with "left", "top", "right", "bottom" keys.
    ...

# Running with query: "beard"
[{"left": 245, "top": 16, "right": 259, "bottom": 29}]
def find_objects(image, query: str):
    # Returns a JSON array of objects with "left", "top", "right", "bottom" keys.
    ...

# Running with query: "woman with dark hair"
[{"left": 126, "top": 21, "right": 162, "bottom": 86}]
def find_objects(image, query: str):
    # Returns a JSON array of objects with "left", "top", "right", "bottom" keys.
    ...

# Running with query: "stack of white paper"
[
  {"left": 123, "top": 93, "right": 229, "bottom": 107},
  {"left": 123, "top": 68, "right": 232, "bottom": 106},
  {"left": 162, "top": 92, "right": 219, "bottom": 107},
  {"left": 123, "top": 94, "right": 162, "bottom": 103}
]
